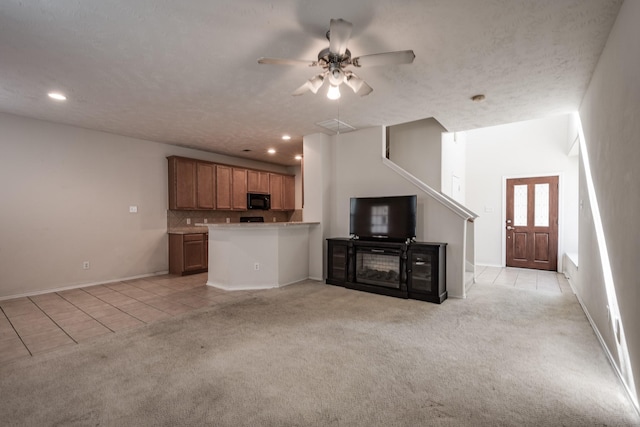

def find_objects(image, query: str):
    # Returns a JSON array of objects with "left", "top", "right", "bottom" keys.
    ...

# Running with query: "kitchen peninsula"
[{"left": 197, "top": 222, "right": 318, "bottom": 290}]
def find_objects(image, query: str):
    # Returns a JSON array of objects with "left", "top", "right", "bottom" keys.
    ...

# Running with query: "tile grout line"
[
  {"left": 56, "top": 287, "right": 143, "bottom": 333},
  {"left": 0, "top": 305, "right": 33, "bottom": 356},
  {"left": 77, "top": 283, "right": 192, "bottom": 326},
  {"left": 28, "top": 296, "right": 79, "bottom": 345}
]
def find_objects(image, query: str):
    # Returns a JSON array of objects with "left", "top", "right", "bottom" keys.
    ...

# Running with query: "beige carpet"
[{"left": 1, "top": 281, "right": 638, "bottom": 426}]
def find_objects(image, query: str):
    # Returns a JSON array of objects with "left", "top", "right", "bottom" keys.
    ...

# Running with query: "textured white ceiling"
[{"left": 0, "top": 0, "right": 622, "bottom": 165}]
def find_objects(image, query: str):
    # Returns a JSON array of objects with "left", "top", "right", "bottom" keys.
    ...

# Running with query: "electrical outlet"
[
  {"left": 129, "top": 205, "right": 138, "bottom": 213},
  {"left": 203, "top": 218, "right": 208, "bottom": 224},
  {"left": 186, "top": 218, "right": 191, "bottom": 225},
  {"left": 226, "top": 218, "right": 230, "bottom": 223},
  {"left": 82, "top": 261, "right": 90, "bottom": 270},
  {"left": 254, "top": 263, "right": 260, "bottom": 271}
]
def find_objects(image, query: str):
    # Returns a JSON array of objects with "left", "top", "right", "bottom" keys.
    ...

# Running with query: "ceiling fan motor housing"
[{"left": 329, "top": 66, "right": 345, "bottom": 86}]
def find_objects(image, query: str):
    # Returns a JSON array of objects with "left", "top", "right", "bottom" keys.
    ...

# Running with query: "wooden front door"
[{"left": 505, "top": 176, "right": 558, "bottom": 271}]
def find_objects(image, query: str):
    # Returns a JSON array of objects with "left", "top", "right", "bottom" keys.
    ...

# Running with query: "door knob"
[{"left": 506, "top": 225, "right": 516, "bottom": 231}]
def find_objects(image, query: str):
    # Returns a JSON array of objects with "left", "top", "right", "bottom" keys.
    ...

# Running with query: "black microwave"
[{"left": 247, "top": 193, "right": 270, "bottom": 210}]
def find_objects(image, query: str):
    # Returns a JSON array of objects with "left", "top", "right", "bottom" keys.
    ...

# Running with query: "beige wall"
[
  {"left": 577, "top": 0, "right": 640, "bottom": 408},
  {"left": 387, "top": 118, "right": 445, "bottom": 189},
  {"left": 0, "top": 113, "right": 290, "bottom": 298}
]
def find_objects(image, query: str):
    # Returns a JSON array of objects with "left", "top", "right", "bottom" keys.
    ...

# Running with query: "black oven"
[{"left": 247, "top": 193, "right": 270, "bottom": 210}]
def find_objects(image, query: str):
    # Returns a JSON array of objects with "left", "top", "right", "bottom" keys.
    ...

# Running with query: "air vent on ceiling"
[{"left": 315, "top": 119, "right": 356, "bottom": 134}]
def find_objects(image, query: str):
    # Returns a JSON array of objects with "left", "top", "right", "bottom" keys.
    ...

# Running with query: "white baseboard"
[
  {"left": 206, "top": 278, "right": 312, "bottom": 291},
  {"left": 0, "top": 271, "right": 170, "bottom": 301},
  {"left": 568, "top": 276, "right": 640, "bottom": 416}
]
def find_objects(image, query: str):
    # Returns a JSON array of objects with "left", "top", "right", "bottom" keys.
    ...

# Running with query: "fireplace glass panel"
[{"left": 355, "top": 251, "right": 400, "bottom": 289}]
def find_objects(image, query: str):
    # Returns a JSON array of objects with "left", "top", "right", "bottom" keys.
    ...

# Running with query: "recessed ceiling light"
[
  {"left": 48, "top": 92, "right": 67, "bottom": 101},
  {"left": 268, "top": 148, "right": 276, "bottom": 154},
  {"left": 282, "top": 135, "right": 291, "bottom": 141},
  {"left": 295, "top": 155, "right": 302, "bottom": 160}
]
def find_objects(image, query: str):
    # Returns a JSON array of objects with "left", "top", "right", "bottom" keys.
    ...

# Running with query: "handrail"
[{"left": 382, "top": 157, "right": 479, "bottom": 221}]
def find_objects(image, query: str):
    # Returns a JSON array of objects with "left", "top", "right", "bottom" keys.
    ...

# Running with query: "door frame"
[{"left": 501, "top": 172, "right": 565, "bottom": 271}]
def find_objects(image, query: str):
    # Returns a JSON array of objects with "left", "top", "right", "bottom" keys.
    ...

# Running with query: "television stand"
[{"left": 326, "top": 238, "right": 447, "bottom": 303}]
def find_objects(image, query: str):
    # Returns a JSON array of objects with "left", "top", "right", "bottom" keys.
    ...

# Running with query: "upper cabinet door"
[
  {"left": 247, "top": 170, "right": 270, "bottom": 194},
  {"left": 216, "top": 165, "right": 232, "bottom": 210},
  {"left": 232, "top": 168, "right": 248, "bottom": 210},
  {"left": 283, "top": 175, "right": 295, "bottom": 211},
  {"left": 168, "top": 156, "right": 197, "bottom": 210},
  {"left": 196, "top": 162, "right": 215, "bottom": 209},
  {"left": 269, "top": 173, "right": 283, "bottom": 210}
]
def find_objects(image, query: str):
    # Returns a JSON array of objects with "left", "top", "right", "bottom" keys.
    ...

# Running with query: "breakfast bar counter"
[{"left": 196, "top": 222, "right": 319, "bottom": 291}]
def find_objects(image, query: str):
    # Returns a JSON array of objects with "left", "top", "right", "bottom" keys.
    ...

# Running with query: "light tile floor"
[
  {"left": 0, "top": 273, "right": 241, "bottom": 365},
  {"left": 473, "top": 265, "right": 573, "bottom": 294}
]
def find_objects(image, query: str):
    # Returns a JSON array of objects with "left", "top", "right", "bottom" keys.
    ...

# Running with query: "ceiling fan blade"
[
  {"left": 292, "top": 74, "right": 325, "bottom": 96},
  {"left": 258, "top": 57, "right": 317, "bottom": 66},
  {"left": 352, "top": 50, "right": 416, "bottom": 67},
  {"left": 307, "top": 74, "right": 325, "bottom": 94},
  {"left": 292, "top": 82, "right": 312, "bottom": 96},
  {"left": 344, "top": 73, "right": 373, "bottom": 96},
  {"left": 329, "top": 19, "right": 353, "bottom": 56}
]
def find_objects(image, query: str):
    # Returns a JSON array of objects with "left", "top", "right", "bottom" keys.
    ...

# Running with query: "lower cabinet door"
[
  {"left": 327, "top": 241, "right": 348, "bottom": 284},
  {"left": 409, "top": 250, "right": 435, "bottom": 293},
  {"left": 169, "top": 233, "right": 208, "bottom": 275},
  {"left": 183, "top": 238, "right": 206, "bottom": 271},
  {"left": 407, "top": 243, "right": 447, "bottom": 303}
]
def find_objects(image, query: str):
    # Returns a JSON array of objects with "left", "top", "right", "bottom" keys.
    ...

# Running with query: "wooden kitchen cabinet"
[
  {"left": 268, "top": 173, "right": 295, "bottom": 211},
  {"left": 196, "top": 162, "right": 215, "bottom": 209},
  {"left": 283, "top": 175, "right": 295, "bottom": 211},
  {"left": 269, "top": 173, "right": 283, "bottom": 210},
  {"left": 168, "top": 156, "right": 215, "bottom": 210},
  {"left": 168, "top": 155, "right": 296, "bottom": 212},
  {"left": 168, "top": 157, "right": 197, "bottom": 209},
  {"left": 216, "top": 165, "right": 232, "bottom": 210},
  {"left": 247, "top": 170, "right": 270, "bottom": 194},
  {"left": 217, "top": 166, "right": 247, "bottom": 210},
  {"left": 169, "top": 233, "right": 208, "bottom": 275},
  {"left": 232, "top": 168, "right": 247, "bottom": 210}
]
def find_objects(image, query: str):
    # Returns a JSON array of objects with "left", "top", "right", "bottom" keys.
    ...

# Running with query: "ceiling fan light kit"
[
  {"left": 327, "top": 85, "right": 341, "bottom": 100},
  {"left": 258, "top": 18, "right": 415, "bottom": 100}
]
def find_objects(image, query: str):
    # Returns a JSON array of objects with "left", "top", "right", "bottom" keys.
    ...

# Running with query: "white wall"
[
  {"left": 441, "top": 132, "right": 467, "bottom": 204},
  {"left": 302, "top": 132, "right": 332, "bottom": 280},
  {"left": 465, "top": 115, "right": 579, "bottom": 269},
  {"left": 387, "top": 118, "right": 444, "bottom": 189},
  {"left": 577, "top": 0, "right": 640, "bottom": 408},
  {"left": 0, "top": 113, "right": 290, "bottom": 298}
]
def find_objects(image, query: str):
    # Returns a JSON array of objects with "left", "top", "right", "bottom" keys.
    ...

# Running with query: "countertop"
[
  {"left": 167, "top": 227, "right": 209, "bottom": 235},
  {"left": 194, "top": 221, "right": 319, "bottom": 229},
  {"left": 168, "top": 222, "right": 318, "bottom": 234}
]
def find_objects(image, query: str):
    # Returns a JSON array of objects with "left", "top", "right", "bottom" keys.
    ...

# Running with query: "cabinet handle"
[{"left": 415, "top": 261, "right": 425, "bottom": 266}]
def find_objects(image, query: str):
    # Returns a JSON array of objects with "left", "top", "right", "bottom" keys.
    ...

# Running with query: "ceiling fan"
[{"left": 258, "top": 18, "right": 415, "bottom": 100}]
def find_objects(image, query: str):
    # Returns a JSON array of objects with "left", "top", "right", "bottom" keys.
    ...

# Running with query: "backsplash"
[{"left": 167, "top": 209, "right": 302, "bottom": 229}]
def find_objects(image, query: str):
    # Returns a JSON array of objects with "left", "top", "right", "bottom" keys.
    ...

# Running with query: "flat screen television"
[{"left": 349, "top": 195, "right": 417, "bottom": 241}]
